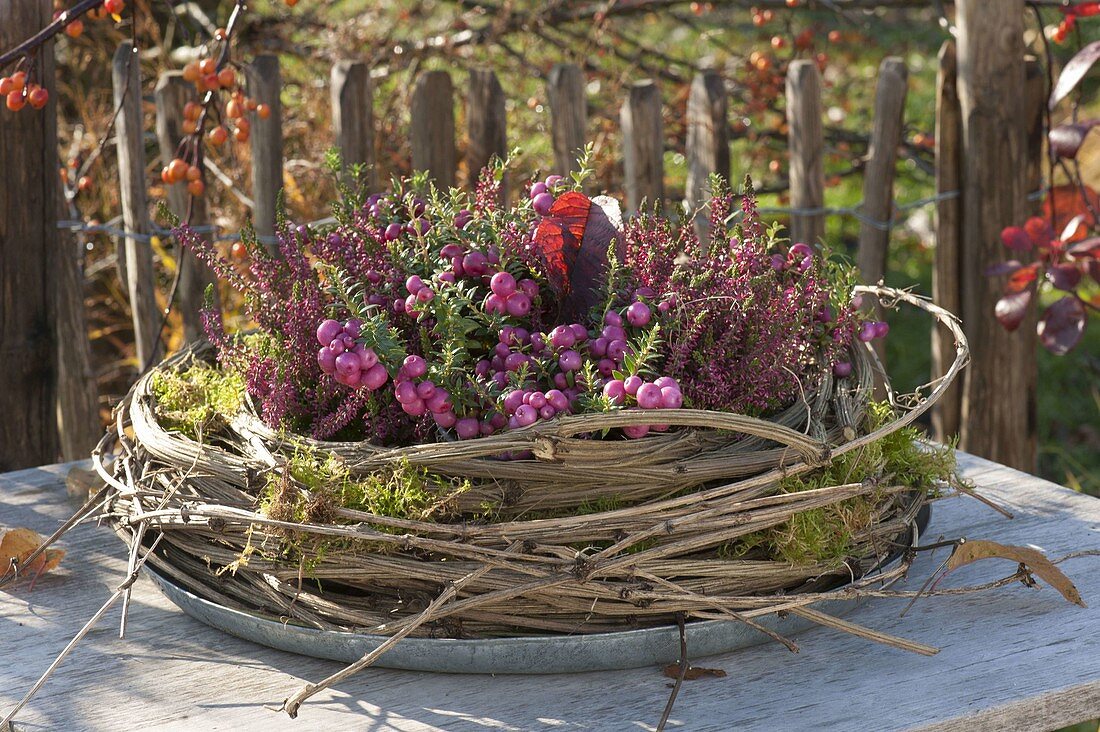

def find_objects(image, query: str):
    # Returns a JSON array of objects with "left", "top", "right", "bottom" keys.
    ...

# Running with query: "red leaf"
[
  {"left": 1038, "top": 296, "right": 1087, "bottom": 355},
  {"left": 1048, "top": 121, "right": 1100, "bottom": 159},
  {"left": 995, "top": 289, "right": 1032, "bottom": 331},
  {"left": 1047, "top": 263, "right": 1083, "bottom": 291},
  {"left": 1068, "top": 237, "right": 1100, "bottom": 259},
  {"left": 1059, "top": 214, "right": 1090, "bottom": 244},
  {"left": 1042, "top": 185, "right": 1100, "bottom": 233},
  {"left": 532, "top": 192, "right": 622, "bottom": 319},
  {"left": 1001, "top": 226, "right": 1033, "bottom": 252},
  {"left": 1005, "top": 263, "right": 1039, "bottom": 294},
  {"left": 1050, "top": 40, "right": 1100, "bottom": 109},
  {"left": 533, "top": 191, "right": 591, "bottom": 296}
]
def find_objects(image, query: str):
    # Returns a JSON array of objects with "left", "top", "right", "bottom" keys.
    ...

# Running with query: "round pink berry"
[
  {"left": 317, "top": 319, "right": 343, "bottom": 346},
  {"left": 833, "top": 361, "right": 853, "bottom": 378},
  {"left": 485, "top": 293, "right": 507, "bottom": 315},
  {"left": 607, "top": 340, "right": 629, "bottom": 362},
  {"left": 532, "top": 192, "right": 554, "bottom": 216},
  {"left": 463, "top": 251, "right": 489, "bottom": 276},
  {"left": 402, "top": 398, "right": 427, "bottom": 417},
  {"left": 416, "top": 380, "right": 437, "bottom": 400},
  {"left": 539, "top": 405, "right": 556, "bottom": 420},
  {"left": 654, "top": 376, "right": 679, "bottom": 390},
  {"left": 335, "top": 352, "right": 361, "bottom": 378},
  {"left": 636, "top": 383, "right": 663, "bottom": 409},
  {"left": 426, "top": 389, "right": 453, "bottom": 414},
  {"left": 362, "top": 363, "right": 389, "bottom": 390},
  {"left": 358, "top": 347, "right": 379, "bottom": 370},
  {"left": 491, "top": 271, "right": 517, "bottom": 297},
  {"left": 597, "top": 359, "right": 616, "bottom": 377},
  {"left": 406, "top": 276, "right": 424, "bottom": 296},
  {"left": 591, "top": 337, "right": 609, "bottom": 357},
  {"left": 514, "top": 404, "right": 538, "bottom": 427},
  {"left": 394, "top": 380, "right": 418, "bottom": 403},
  {"left": 559, "top": 350, "right": 582, "bottom": 372},
  {"left": 604, "top": 311, "right": 623, "bottom": 327},
  {"left": 626, "top": 301, "right": 651, "bottom": 327},
  {"left": 603, "top": 379, "right": 627, "bottom": 405},
  {"left": 433, "top": 410, "right": 457, "bottom": 429},
  {"left": 659, "top": 386, "right": 683, "bottom": 409},
  {"left": 529, "top": 181, "right": 548, "bottom": 199},
  {"left": 455, "top": 417, "right": 480, "bottom": 440},
  {"left": 403, "top": 355, "right": 428, "bottom": 378},
  {"left": 623, "top": 424, "right": 650, "bottom": 439},
  {"left": 441, "top": 243, "right": 463, "bottom": 259},
  {"left": 416, "top": 287, "right": 434, "bottom": 303},
  {"left": 317, "top": 347, "right": 337, "bottom": 373},
  {"left": 518, "top": 279, "right": 539, "bottom": 299},
  {"left": 546, "top": 389, "right": 570, "bottom": 411},
  {"left": 505, "top": 292, "right": 532, "bottom": 317},
  {"left": 569, "top": 324, "right": 589, "bottom": 341},
  {"left": 623, "top": 375, "right": 643, "bottom": 396},
  {"left": 528, "top": 392, "right": 547, "bottom": 410},
  {"left": 549, "top": 326, "right": 576, "bottom": 349}
]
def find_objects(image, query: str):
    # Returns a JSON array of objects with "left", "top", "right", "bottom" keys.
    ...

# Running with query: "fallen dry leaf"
[
  {"left": 0, "top": 527, "right": 65, "bottom": 585},
  {"left": 662, "top": 663, "right": 727, "bottom": 680},
  {"left": 947, "top": 539, "right": 1085, "bottom": 607}
]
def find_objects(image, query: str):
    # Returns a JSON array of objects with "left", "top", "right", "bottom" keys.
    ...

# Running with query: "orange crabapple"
[
  {"left": 208, "top": 126, "right": 228, "bottom": 146},
  {"left": 27, "top": 85, "right": 48, "bottom": 109},
  {"left": 187, "top": 179, "right": 205, "bottom": 197},
  {"left": 6, "top": 91, "right": 26, "bottom": 111}
]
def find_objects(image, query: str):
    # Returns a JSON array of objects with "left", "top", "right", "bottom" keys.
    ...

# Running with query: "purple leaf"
[
  {"left": 1050, "top": 40, "right": 1100, "bottom": 110},
  {"left": 1005, "top": 263, "right": 1039, "bottom": 294},
  {"left": 985, "top": 259, "right": 1023, "bottom": 277},
  {"left": 1038, "top": 296, "right": 1087, "bottom": 355},
  {"left": 1047, "top": 263, "right": 1083, "bottom": 291},
  {"left": 995, "top": 289, "right": 1032, "bottom": 331},
  {"left": 1049, "top": 122, "right": 1100, "bottom": 159},
  {"left": 1001, "top": 226, "right": 1033, "bottom": 252},
  {"left": 1068, "top": 237, "right": 1100, "bottom": 260}
]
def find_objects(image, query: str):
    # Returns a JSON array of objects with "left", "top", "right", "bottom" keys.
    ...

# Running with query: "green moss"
[
  {"left": 150, "top": 362, "right": 245, "bottom": 440},
  {"left": 724, "top": 402, "right": 956, "bottom": 565}
]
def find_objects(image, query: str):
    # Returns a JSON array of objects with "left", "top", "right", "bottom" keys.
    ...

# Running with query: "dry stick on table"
[
  {"left": 112, "top": 41, "right": 160, "bottom": 369},
  {"left": 656, "top": 614, "right": 689, "bottom": 732},
  {"left": 932, "top": 40, "right": 963, "bottom": 444},
  {"left": 155, "top": 71, "right": 219, "bottom": 343},
  {"left": 0, "top": 534, "right": 164, "bottom": 731},
  {"left": 786, "top": 59, "right": 825, "bottom": 247},
  {"left": 547, "top": 63, "right": 588, "bottom": 178},
  {"left": 466, "top": 67, "right": 508, "bottom": 199},
  {"left": 249, "top": 54, "right": 283, "bottom": 253},
  {"left": 330, "top": 60, "right": 375, "bottom": 189},
  {"left": 281, "top": 561, "right": 498, "bottom": 718},
  {"left": 684, "top": 68, "right": 730, "bottom": 241},
  {"left": 410, "top": 70, "right": 457, "bottom": 189},
  {"left": 621, "top": 79, "right": 664, "bottom": 215}
]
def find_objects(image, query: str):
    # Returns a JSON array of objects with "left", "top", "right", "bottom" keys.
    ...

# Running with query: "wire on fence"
[{"left": 58, "top": 187, "right": 1048, "bottom": 244}]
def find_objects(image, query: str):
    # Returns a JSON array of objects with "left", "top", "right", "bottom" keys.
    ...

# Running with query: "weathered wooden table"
[{"left": 2, "top": 452, "right": 1099, "bottom": 731}]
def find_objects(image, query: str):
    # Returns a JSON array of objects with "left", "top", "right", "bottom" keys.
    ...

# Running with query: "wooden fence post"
[
  {"left": 621, "top": 79, "right": 664, "bottom": 215},
  {"left": 1024, "top": 57, "right": 1045, "bottom": 217},
  {"left": 112, "top": 41, "right": 159, "bottom": 369},
  {"left": 467, "top": 68, "right": 507, "bottom": 196},
  {"left": 856, "top": 57, "right": 908, "bottom": 288},
  {"left": 685, "top": 69, "right": 729, "bottom": 239},
  {"left": 330, "top": 60, "right": 374, "bottom": 187},
  {"left": 932, "top": 40, "right": 963, "bottom": 443},
  {"left": 956, "top": 0, "right": 1036, "bottom": 471},
  {"left": 410, "top": 70, "right": 456, "bottom": 189},
  {"left": 155, "top": 72, "right": 218, "bottom": 344},
  {"left": 547, "top": 64, "right": 587, "bottom": 178},
  {"left": 786, "top": 60, "right": 825, "bottom": 246},
  {"left": 0, "top": 0, "right": 57, "bottom": 468},
  {"left": 249, "top": 54, "right": 283, "bottom": 250}
]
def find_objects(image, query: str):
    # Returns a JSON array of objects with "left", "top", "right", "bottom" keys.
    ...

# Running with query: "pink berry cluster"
[
  {"left": 365, "top": 193, "right": 432, "bottom": 243},
  {"left": 529, "top": 174, "right": 565, "bottom": 216},
  {"left": 502, "top": 387, "right": 575, "bottom": 429},
  {"left": 315, "top": 319, "right": 389, "bottom": 390},
  {"left": 602, "top": 375, "right": 683, "bottom": 438}
]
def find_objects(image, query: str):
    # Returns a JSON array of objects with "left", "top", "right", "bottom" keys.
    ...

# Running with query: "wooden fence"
[{"left": 0, "top": 0, "right": 1042, "bottom": 473}]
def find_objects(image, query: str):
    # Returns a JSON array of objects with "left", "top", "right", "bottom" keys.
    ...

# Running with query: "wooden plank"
[
  {"left": 330, "top": 60, "right": 375, "bottom": 188},
  {"left": 53, "top": 191, "right": 101, "bottom": 461},
  {"left": 410, "top": 70, "right": 456, "bottom": 189},
  {"left": 546, "top": 63, "right": 587, "bottom": 177},
  {"left": 1023, "top": 57, "right": 1045, "bottom": 217},
  {"left": 856, "top": 57, "right": 908, "bottom": 288},
  {"left": 932, "top": 41, "right": 963, "bottom": 444},
  {"left": 2, "top": 453, "right": 1099, "bottom": 731},
  {"left": 248, "top": 54, "right": 283, "bottom": 250},
  {"left": 0, "top": 0, "right": 60, "bottom": 469},
  {"left": 154, "top": 72, "right": 218, "bottom": 345},
  {"left": 956, "top": 0, "right": 1036, "bottom": 472},
  {"left": 621, "top": 79, "right": 664, "bottom": 215},
  {"left": 685, "top": 69, "right": 730, "bottom": 240},
  {"left": 112, "top": 41, "right": 160, "bottom": 369},
  {"left": 785, "top": 60, "right": 825, "bottom": 246},
  {"left": 466, "top": 68, "right": 507, "bottom": 197}
]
